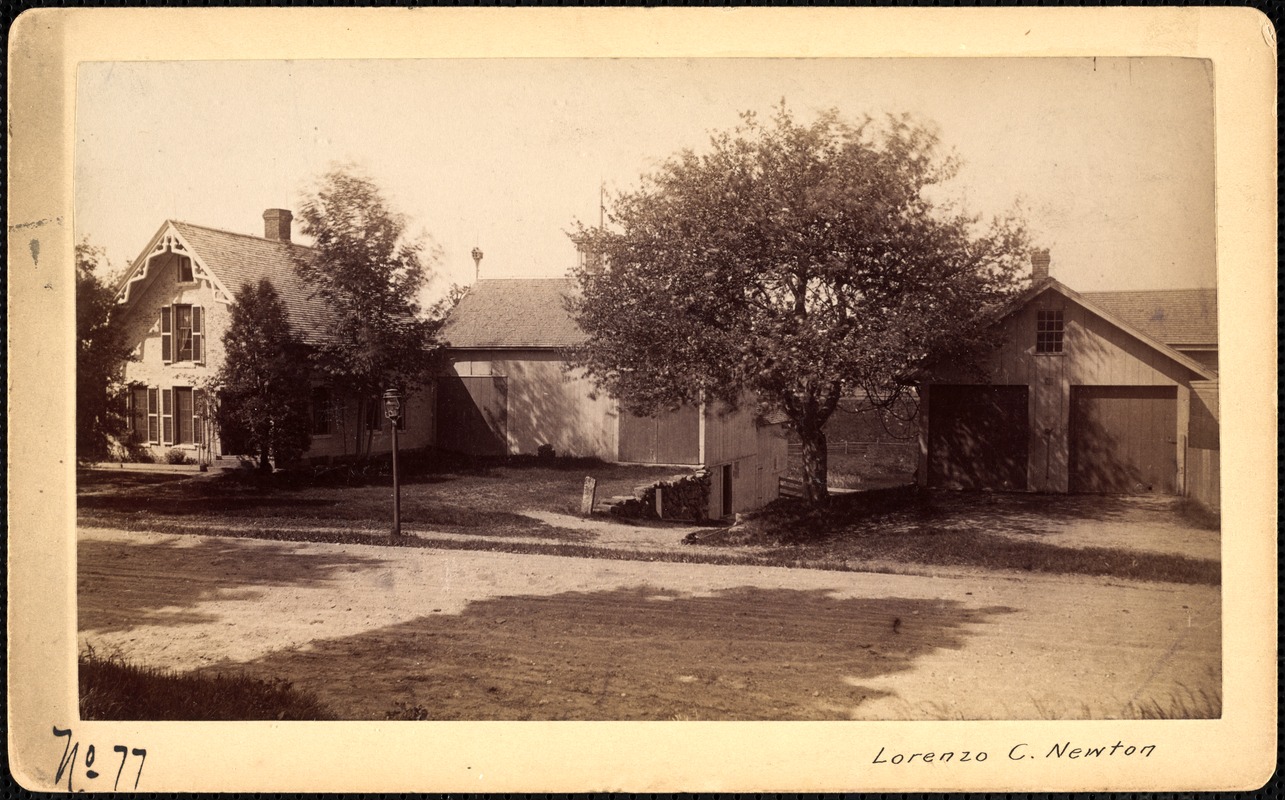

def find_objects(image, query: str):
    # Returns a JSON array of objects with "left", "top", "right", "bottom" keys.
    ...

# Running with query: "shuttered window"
[
  {"left": 192, "top": 306, "right": 204, "bottom": 364},
  {"left": 160, "top": 307, "right": 172, "bottom": 363},
  {"left": 159, "top": 305, "right": 204, "bottom": 364},
  {"left": 128, "top": 386, "right": 148, "bottom": 441},
  {"left": 161, "top": 388, "right": 174, "bottom": 445},
  {"left": 193, "top": 388, "right": 205, "bottom": 446},
  {"left": 174, "top": 388, "right": 194, "bottom": 445},
  {"left": 147, "top": 388, "right": 159, "bottom": 443}
]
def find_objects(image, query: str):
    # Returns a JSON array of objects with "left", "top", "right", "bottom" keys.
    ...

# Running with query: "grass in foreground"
[
  {"left": 77, "top": 454, "right": 676, "bottom": 540},
  {"left": 80, "top": 650, "right": 333, "bottom": 720}
]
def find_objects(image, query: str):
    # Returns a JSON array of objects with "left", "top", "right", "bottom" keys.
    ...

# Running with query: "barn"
[
  {"left": 438, "top": 278, "right": 789, "bottom": 517},
  {"left": 917, "top": 254, "right": 1218, "bottom": 499}
]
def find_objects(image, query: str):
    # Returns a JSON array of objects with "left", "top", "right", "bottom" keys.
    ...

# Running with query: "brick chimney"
[
  {"left": 1030, "top": 248, "right": 1051, "bottom": 282},
  {"left": 263, "top": 209, "right": 293, "bottom": 243}
]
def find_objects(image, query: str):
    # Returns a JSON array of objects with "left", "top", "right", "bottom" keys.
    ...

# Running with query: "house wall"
[
  {"left": 448, "top": 349, "right": 619, "bottom": 459},
  {"left": 120, "top": 249, "right": 434, "bottom": 464},
  {"left": 921, "top": 289, "right": 1200, "bottom": 493},
  {"left": 119, "top": 252, "right": 227, "bottom": 461},
  {"left": 303, "top": 388, "right": 436, "bottom": 461}
]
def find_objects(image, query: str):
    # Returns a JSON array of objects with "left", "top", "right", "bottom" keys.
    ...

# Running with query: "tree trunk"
[
  {"left": 798, "top": 421, "right": 829, "bottom": 503},
  {"left": 258, "top": 439, "right": 273, "bottom": 473}
]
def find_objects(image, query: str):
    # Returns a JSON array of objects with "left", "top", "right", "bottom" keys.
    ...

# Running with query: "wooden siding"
[
  {"left": 1186, "top": 448, "right": 1221, "bottom": 511},
  {"left": 448, "top": 349, "right": 618, "bottom": 459},
  {"left": 702, "top": 401, "right": 789, "bottom": 518},
  {"left": 923, "top": 288, "right": 1202, "bottom": 494},
  {"left": 927, "top": 385, "right": 1030, "bottom": 490},
  {"left": 618, "top": 406, "right": 700, "bottom": 465},
  {"left": 435, "top": 376, "right": 508, "bottom": 456},
  {"left": 1189, "top": 380, "right": 1220, "bottom": 451},
  {"left": 1068, "top": 386, "right": 1178, "bottom": 493}
]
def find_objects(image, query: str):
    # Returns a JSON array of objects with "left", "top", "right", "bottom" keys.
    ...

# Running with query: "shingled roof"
[
  {"left": 441, "top": 278, "right": 584, "bottom": 349},
  {"left": 1080, "top": 288, "right": 1218, "bottom": 347},
  {"left": 128, "top": 221, "right": 330, "bottom": 344}
]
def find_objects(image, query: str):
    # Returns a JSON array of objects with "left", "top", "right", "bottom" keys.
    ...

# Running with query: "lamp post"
[{"left": 383, "top": 388, "right": 403, "bottom": 539}]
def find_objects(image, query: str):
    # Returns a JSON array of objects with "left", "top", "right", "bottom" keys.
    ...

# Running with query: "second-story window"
[
  {"left": 176, "top": 255, "right": 194, "bottom": 282},
  {"left": 160, "top": 304, "right": 204, "bottom": 364},
  {"left": 1036, "top": 309, "right": 1064, "bottom": 353}
]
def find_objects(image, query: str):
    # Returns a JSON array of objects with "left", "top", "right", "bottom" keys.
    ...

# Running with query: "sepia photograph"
[
  {"left": 72, "top": 55, "right": 1221, "bottom": 724},
  {"left": 8, "top": 7, "right": 1276, "bottom": 793}
]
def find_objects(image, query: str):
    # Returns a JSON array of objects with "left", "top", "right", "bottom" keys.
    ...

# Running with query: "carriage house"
[
  {"left": 113, "top": 209, "right": 435, "bottom": 464},
  {"left": 918, "top": 252, "right": 1219, "bottom": 506},
  {"left": 438, "top": 278, "right": 789, "bottom": 517}
]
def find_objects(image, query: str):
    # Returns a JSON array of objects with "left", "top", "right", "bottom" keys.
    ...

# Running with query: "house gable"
[
  {"left": 115, "top": 220, "right": 330, "bottom": 345},
  {"left": 980, "top": 279, "right": 1217, "bottom": 384}
]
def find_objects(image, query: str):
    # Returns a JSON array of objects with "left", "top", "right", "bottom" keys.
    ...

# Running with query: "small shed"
[{"left": 918, "top": 275, "right": 1217, "bottom": 495}]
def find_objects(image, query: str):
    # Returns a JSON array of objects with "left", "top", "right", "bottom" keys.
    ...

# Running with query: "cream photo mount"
[{"left": 7, "top": 7, "right": 1277, "bottom": 793}]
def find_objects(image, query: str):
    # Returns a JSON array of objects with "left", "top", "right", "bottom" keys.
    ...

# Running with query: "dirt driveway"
[{"left": 79, "top": 523, "right": 1219, "bottom": 721}]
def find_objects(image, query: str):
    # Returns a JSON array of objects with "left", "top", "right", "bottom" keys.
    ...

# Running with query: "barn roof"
[
  {"left": 1079, "top": 289, "right": 1217, "bottom": 347},
  {"left": 441, "top": 278, "right": 584, "bottom": 349},
  {"left": 117, "top": 220, "right": 332, "bottom": 344}
]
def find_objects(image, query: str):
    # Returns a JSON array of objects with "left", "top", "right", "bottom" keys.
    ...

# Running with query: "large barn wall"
[
  {"left": 449, "top": 349, "right": 618, "bottom": 459},
  {"left": 922, "top": 289, "right": 1199, "bottom": 493}
]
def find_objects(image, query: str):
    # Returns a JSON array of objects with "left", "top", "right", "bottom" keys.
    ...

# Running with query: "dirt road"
[{"left": 78, "top": 526, "right": 1219, "bottom": 720}]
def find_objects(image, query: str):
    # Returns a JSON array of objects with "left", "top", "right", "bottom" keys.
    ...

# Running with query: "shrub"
[
  {"left": 536, "top": 443, "right": 557, "bottom": 460},
  {"left": 164, "top": 448, "right": 192, "bottom": 465}
]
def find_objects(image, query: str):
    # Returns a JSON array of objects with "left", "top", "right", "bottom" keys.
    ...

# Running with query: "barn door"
[
  {"left": 1069, "top": 385, "right": 1177, "bottom": 494},
  {"left": 435, "top": 376, "right": 508, "bottom": 456},
  {"left": 928, "top": 385, "right": 1030, "bottom": 490},
  {"left": 618, "top": 405, "right": 700, "bottom": 464}
]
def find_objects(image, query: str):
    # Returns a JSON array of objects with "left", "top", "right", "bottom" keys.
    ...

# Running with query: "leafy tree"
[
  {"left": 76, "top": 239, "right": 132, "bottom": 460},
  {"left": 569, "top": 105, "right": 1030, "bottom": 502},
  {"left": 293, "top": 166, "right": 444, "bottom": 458},
  {"left": 214, "top": 279, "right": 312, "bottom": 472}
]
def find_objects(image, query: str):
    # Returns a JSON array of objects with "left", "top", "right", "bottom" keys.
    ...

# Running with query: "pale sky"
[{"left": 76, "top": 57, "right": 1215, "bottom": 297}]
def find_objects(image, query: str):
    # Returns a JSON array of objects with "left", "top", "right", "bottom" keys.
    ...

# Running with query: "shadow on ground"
[
  {"left": 197, "top": 586, "right": 1016, "bottom": 721},
  {"left": 78, "top": 537, "right": 390, "bottom": 634}
]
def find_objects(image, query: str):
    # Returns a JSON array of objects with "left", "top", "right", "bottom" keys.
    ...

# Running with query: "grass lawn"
[
  {"left": 693, "top": 486, "right": 1220, "bottom": 585},
  {"left": 80, "top": 649, "right": 332, "bottom": 720},
  {"left": 78, "top": 455, "right": 681, "bottom": 540},
  {"left": 79, "top": 456, "right": 1219, "bottom": 586}
]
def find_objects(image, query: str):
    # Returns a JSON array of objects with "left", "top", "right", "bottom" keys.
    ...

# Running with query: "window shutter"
[
  {"left": 192, "top": 306, "right": 204, "bottom": 364},
  {"left": 161, "top": 388, "right": 174, "bottom": 445},
  {"left": 160, "top": 306, "right": 172, "bottom": 363},
  {"left": 147, "top": 387, "right": 159, "bottom": 443},
  {"left": 193, "top": 388, "right": 205, "bottom": 446}
]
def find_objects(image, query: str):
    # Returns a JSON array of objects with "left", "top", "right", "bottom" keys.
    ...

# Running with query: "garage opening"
[
  {"left": 1069, "top": 385, "right": 1177, "bottom": 494},
  {"left": 928, "top": 384, "right": 1030, "bottom": 491},
  {"left": 435, "top": 376, "right": 508, "bottom": 456}
]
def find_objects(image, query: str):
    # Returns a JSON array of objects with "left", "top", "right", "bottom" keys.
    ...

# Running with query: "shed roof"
[
  {"left": 1079, "top": 289, "right": 1217, "bottom": 347},
  {"left": 169, "top": 221, "right": 332, "bottom": 343},
  {"left": 441, "top": 278, "right": 584, "bottom": 349}
]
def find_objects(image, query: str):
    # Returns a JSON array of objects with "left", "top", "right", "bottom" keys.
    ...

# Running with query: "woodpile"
[{"left": 606, "top": 469, "right": 711, "bottom": 521}]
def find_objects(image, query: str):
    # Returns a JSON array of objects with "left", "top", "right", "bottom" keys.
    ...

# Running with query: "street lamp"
[{"left": 383, "top": 388, "right": 403, "bottom": 539}]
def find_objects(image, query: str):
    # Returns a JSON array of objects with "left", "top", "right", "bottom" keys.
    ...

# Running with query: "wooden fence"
[
  {"left": 778, "top": 475, "right": 805, "bottom": 499},
  {"left": 1186, "top": 447, "right": 1220, "bottom": 512}
]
